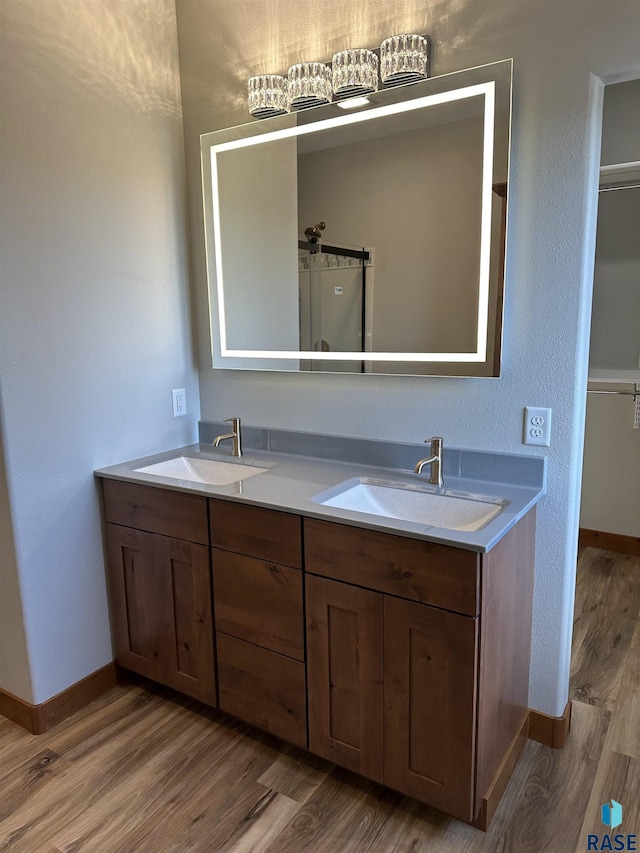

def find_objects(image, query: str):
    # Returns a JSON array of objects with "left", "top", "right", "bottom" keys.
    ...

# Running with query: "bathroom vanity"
[{"left": 96, "top": 433, "right": 543, "bottom": 829}]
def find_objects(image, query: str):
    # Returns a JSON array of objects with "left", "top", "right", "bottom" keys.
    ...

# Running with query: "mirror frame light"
[{"left": 201, "top": 59, "right": 512, "bottom": 373}]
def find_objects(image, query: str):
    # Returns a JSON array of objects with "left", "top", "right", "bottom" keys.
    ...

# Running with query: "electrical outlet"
[
  {"left": 172, "top": 388, "right": 186, "bottom": 418},
  {"left": 524, "top": 406, "right": 552, "bottom": 446}
]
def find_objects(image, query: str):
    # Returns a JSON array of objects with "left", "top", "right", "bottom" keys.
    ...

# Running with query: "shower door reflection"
[{"left": 298, "top": 242, "right": 370, "bottom": 373}]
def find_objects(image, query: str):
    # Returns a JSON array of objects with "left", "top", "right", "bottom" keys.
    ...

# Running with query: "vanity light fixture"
[
  {"left": 247, "top": 74, "right": 289, "bottom": 118},
  {"left": 336, "top": 96, "right": 371, "bottom": 110},
  {"left": 332, "top": 49, "right": 379, "bottom": 99},
  {"left": 288, "top": 62, "right": 333, "bottom": 110},
  {"left": 247, "top": 34, "right": 431, "bottom": 118},
  {"left": 380, "top": 33, "right": 429, "bottom": 86}
]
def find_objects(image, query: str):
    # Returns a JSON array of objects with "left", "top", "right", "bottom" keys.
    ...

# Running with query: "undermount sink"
[
  {"left": 314, "top": 477, "right": 505, "bottom": 532},
  {"left": 134, "top": 456, "right": 269, "bottom": 486}
]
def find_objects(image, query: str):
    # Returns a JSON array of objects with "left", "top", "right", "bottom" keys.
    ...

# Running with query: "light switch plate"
[{"left": 524, "top": 406, "right": 551, "bottom": 446}]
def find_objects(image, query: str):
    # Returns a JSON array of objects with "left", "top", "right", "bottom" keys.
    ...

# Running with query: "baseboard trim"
[
  {"left": 0, "top": 663, "right": 118, "bottom": 735},
  {"left": 579, "top": 528, "right": 640, "bottom": 556},
  {"left": 471, "top": 712, "right": 530, "bottom": 830},
  {"left": 528, "top": 700, "right": 572, "bottom": 749},
  {"left": 0, "top": 687, "right": 36, "bottom": 733}
]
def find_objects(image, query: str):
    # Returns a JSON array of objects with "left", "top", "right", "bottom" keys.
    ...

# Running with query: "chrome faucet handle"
[{"left": 224, "top": 416, "right": 240, "bottom": 430}]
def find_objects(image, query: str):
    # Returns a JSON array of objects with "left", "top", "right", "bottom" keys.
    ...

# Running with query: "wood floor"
[{"left": 0, "top": 546, "right": 638, "bottom": 852}]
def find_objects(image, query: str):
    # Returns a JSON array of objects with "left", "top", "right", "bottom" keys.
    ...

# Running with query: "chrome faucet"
[
  {"left": 414, "top": 437, "right": 443, "bottom": 486},
  {"left": 213, "top": 417, "right": 242, "bottom": 457}
]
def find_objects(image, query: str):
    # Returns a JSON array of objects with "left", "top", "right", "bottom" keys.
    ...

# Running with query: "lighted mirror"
[{"left": 201, "top": 59, "right": 512, "bottom": 376}]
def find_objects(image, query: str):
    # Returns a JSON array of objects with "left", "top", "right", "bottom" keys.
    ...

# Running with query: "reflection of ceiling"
[
  {"left": 294, "top": 60, "right": 511, "bottom": 152},
  {"left": 297, "top": 93, "right": 486, "bottom": 155}
]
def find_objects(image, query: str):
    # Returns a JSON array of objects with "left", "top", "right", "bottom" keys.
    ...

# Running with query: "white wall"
[
  {"left": 0, "top": 0, "right": 199, "bottom": 704},
  {"left": 580, "top": 78, "right": 640, "bottom": 538},
  {"left": 581, "top": 390, "right": 640, "bottom": 536},
  {"left": 176, "top": 0, "right": 640, "bottom": 717}
]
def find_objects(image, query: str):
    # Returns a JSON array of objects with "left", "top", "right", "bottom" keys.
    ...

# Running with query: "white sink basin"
[
  {"left": 314, "top": 477, "right": 505, "bottom": 532},
  {"left": 134, "top": 456, "right": 269, "bottom": 486}
]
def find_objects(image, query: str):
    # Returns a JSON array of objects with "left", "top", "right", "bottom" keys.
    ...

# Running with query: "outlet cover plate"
[
  {"left": 172, "top": 388, "right": 187, "bottom": 418},
  {"left": 524, "top": 406, "right": 551, "bottom": 446}
]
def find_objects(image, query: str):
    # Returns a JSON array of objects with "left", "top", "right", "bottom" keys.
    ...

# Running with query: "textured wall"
[
  {"left": 176, "top": 0, "right": 640, "bottom": 716},
  {"left": 0, "top": 0, "right": 199, "bottom": 703}
]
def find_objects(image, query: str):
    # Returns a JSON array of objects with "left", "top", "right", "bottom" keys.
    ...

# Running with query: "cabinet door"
[
  {"left": 155, "top": 536, "right": 216, "bottom": 706},
  {"left": 306, "top": 575, "right": 384, "bottom": 783},
  {"left": 105, "top": 524, "right": 161, "bottom": 680},
  {"left": 105, "top": 524, "right": 216, "bottom": 705},
  {"left": 384, "top": 597, "right": 478, "bottom": 822}
]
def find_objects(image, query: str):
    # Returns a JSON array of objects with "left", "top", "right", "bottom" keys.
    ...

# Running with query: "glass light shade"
[
  {"left": 288, "top": 62, "right": 333, "bottom": 110},
  {"left": 248, "top": 75, "right": 289, "bottom": 118},
  {"left": 332, "top": 49, "right": 379, "bottom": 98},
  {"left": 380, "top": 34, "right": 429, "bottom": 86}
]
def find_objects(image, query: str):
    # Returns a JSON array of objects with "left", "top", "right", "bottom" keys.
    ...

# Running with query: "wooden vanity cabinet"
[
  {"left": 101, "top": 478, "right": 535, "bottom": 829},
  {"left": 209, "top": 499, "right": 307, "bottom": 747},
  {"left": 102, "top": 480, "right": 216, "bottom": 705}
]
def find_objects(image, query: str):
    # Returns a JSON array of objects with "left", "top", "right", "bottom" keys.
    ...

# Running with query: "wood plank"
[
  {"left": 53, "top": 721, "right": 275, "bottom": 851},
  {"left": 304, "top": 517, "right": 480, "bottom": 616},
  {"left": 383, "top": 597, "right": 478, "bottom": 823},
  {"left": 1, "top": 685, "right": 276, "bottom": 852},
  {"left": 217, "top": 633, "right": 307, "bottom": 748},
  {"left": 579, "top": 527, "right": 640, "bottom": 556},
  {"left": 605, "top": 619, "right": 640, "bottom": 758},
  {"left": 500, "top": 701, "right": 611, "bottom": 852},
  {"left": 213, "top": 549, "right": 304, "bottom": 660},
  {"left": 476, "top": 508, "right": 535, "bottom": 811},
  {"left": 570, "top": 550, "right": 640, "bottom": 709},
  {"left": 223, "top": 791, "right": 300, "bottom": 853},
  {"left": 306, "top": 575, "right": 384, "bottom": 784},
  {"left": 575, "top": 749, "right": 640, "bottom": 852},
  {"left": 102, "top": 479, "right": 208, "bottom": 545},
  {"left": 261, "top": 768, "right": 399, "bottom": 853},
  {"left": 370, "top": 793, "right": 505, "bottom": 853},
  {"left": 209, "top": 499, "right": 302, "bottom": 568},
  {"left": 257, "top": 746, "right": 330, "bottom": 804}
]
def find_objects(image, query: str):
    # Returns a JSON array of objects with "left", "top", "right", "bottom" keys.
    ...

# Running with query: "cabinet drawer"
[
  {"left": 213, "top": 549, "right": 304, "bottom": 660},
  {"left": 217, "top": 633, "right": 307, "bottom": 747},
  {"left": 304, "top": 518, "right": 479, "bottom": 616},
  {"left": 103, "top": 480, "right": 208, "bottom": 545},
  {"left": 209, "top": 499, "right": 302, "bottom": 568}
]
